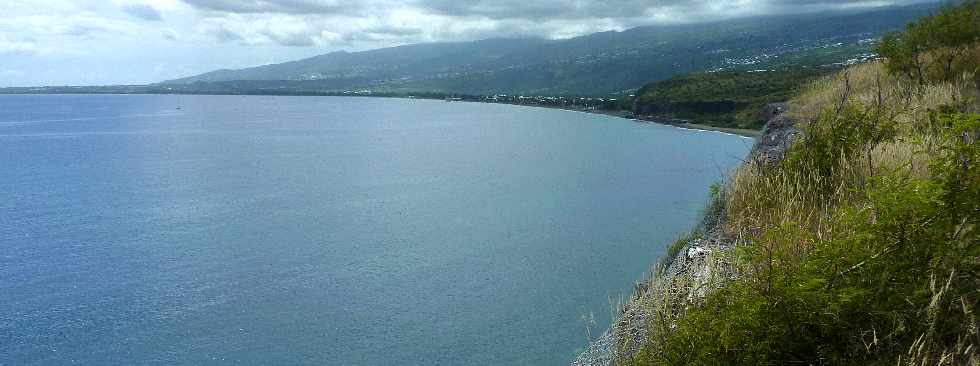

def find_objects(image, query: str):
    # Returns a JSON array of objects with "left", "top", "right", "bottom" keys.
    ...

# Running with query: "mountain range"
[{"left": 161, "top": 3, "right": 942, "bottom": 96}]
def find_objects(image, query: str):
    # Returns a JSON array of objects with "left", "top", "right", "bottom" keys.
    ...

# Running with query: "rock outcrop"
[{"left": 749, "top": 103, "right": 798, "bottom": 165}]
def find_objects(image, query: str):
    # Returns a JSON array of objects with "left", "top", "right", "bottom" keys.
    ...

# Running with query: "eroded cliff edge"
[{"left": 573, "top": 105, "right": 798, "bottom": 366}]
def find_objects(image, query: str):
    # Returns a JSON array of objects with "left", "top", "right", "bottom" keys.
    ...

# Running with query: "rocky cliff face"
[
  {"left": 572, "top": 106, "right": 798, "bottom": 366},
  {"left": 749, "top": 103, "right": 797, "bottom": 165}
]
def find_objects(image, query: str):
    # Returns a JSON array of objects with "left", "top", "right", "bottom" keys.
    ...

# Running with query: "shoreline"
[
  {"left": 1, "top": 91, "right": 762, "bottom": 138},
  {"left": 491, "top": 103, "right": 761, "bottom": 138}
]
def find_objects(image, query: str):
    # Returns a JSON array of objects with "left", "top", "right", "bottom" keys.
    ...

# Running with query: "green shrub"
[
  {"left": 877, "top": 1, "right": 980, "bottom": 83},
  {"left": 628, "top": 111, "right": 979, "bottom": 365}
]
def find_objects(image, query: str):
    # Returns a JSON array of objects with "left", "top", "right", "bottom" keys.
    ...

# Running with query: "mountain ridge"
[{"left": 163, "top": 3, "right": 943, "bottom": 95}]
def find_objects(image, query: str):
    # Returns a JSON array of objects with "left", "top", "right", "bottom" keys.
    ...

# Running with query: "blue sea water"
[{"left": 0, "top": 95, "right": 752, "bottom": 365}]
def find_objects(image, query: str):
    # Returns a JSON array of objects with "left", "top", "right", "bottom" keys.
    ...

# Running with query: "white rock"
[{"left": 687, "top": 246, "right": 709, "bottom": 259}]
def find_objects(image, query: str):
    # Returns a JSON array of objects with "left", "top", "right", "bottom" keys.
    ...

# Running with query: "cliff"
[
  {"left": 578, "top": 60, "right": 978, "bottom": 366},
  {"left": 577, "top": 4, "right": 979, "bottom": 364},
  {"left": 572, "top": 105, "right": 798, "bottom": 366}
]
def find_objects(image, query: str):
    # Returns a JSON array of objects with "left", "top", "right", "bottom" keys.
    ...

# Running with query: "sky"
[{"left": 0, "top": 0, "right": 937, "bottom": 87}]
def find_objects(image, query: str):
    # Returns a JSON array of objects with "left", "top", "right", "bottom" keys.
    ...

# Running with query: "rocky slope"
[{"left": 573, "top": 106, "right": 798, "bottom": 366}]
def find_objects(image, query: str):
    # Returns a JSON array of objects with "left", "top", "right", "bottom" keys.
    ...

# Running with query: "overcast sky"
[{"left": 0, "top": 0, "right": 936, "bottom": 86}]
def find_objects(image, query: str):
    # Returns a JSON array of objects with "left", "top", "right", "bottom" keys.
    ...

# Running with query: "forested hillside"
[{"left": 633, "top": 68, "right": 833, "bottom": 129}]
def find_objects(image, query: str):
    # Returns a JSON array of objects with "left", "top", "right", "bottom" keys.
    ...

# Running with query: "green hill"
[{"left": 633, "top": 68, "right": 834, "bottom": 129}]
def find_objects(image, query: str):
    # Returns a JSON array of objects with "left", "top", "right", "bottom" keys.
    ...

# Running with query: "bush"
[{"left": 877, "top": 1, "right": 980, "bottom": 83}]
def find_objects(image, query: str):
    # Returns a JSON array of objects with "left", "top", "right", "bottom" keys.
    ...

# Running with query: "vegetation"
[
  {"left": 624, "top": 3, "right": 980, "bottom": 365},
  {"left": 878, "top": 1, "right": 980, "bottom": 83},
  {"left": 634, "top": 68, "right": 835, "bottom": 129}
]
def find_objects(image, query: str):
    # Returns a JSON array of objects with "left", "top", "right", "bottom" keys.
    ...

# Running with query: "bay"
[{"left": 0, "top": 95, "right": 752, "bottom": 365}]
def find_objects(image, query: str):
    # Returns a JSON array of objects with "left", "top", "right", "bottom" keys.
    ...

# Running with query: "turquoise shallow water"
[{"left": 0, "top": 95, "right": 752, "bottom": 365}]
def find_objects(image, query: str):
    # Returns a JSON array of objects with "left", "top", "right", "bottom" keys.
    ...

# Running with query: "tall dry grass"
[
  {"left": 725, "top": 61, "right": 971, "bottom": 241},
  {"left": 790, "top": 61, "right": 965, "bottom": 131},
  {"left": 707, "top": 59, "right": 979, "bottom": 365}
]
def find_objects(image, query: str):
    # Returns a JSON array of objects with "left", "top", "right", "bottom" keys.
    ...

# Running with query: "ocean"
[{"left": 0, "top": 94, "right": 752, "bottom": 365}]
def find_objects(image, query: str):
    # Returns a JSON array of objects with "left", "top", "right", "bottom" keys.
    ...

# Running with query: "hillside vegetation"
[
  {"left": 625, "top": 2, "right": 980, "bottom": 365},
  {"left": 634, "top": 68, "right": 836, "bottom": 129}
]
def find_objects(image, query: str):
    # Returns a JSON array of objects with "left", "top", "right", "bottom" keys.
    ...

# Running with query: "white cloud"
[
  {"left": 0, "top": 12, "right": 137, "bottom": 37},
  {"left": 0, "top": 36, "right": 37, "bottom": 55}
]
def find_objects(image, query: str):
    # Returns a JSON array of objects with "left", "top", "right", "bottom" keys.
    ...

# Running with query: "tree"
[
  {"left": 877, "top": 31, "right": 922, "bottom": 82},
  {"left": 877, "top": 1, "right": 980, "bottom": 82}
]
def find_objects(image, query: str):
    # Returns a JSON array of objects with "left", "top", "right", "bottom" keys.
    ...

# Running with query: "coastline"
[
  {"left": 0, "top": 91, "right": 762, "bottom": 138},
  {"left": 472, "top": 102, "right": 762, "bottom": 138}
]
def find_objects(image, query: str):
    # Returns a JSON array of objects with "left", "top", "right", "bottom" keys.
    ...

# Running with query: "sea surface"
[{"left": 0, "top": 95, "right": 752, "bottom": 365}]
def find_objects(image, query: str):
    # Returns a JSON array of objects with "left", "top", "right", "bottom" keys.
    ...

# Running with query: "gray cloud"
[
  {"left": 181, "top": 0, "right": 361, "bottom": 14},
  {"left": 413, "top": 0, "right": 932, "bottom": 20},
  {"left": 414, "top": 0, "right": 658, "bottom": 20},
  {"left": 122, "top": 3, "right": 164, "bottom": 21},
  {"left": 162, "top": 29, "right": 180, "bottom": 41},
  {"left": 180, "top": 0, "right": 934, "bottom": 20},
  {"left": 203, "top": 23, "right": 244, "bottom": 42},
  {"left": 178, "top": 0, "right": 938, "bottom": 48},
  {"left": 263, "top": 30, "right": 316, "bottom": 46},
  {"left": 364, "top": 24, "right": 424, "bottom": 37},
  {"left": 180, "top": 0, "right": 937, "bottom": 48}
]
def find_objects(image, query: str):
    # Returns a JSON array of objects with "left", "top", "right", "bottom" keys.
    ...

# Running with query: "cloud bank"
[{"left": 0, "top": 0, "right": 937, "bottom": 86}]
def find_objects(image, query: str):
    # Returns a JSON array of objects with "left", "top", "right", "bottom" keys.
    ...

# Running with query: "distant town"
[{"left": 0, "top": 84, "right": 635, "bottom": 114}]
